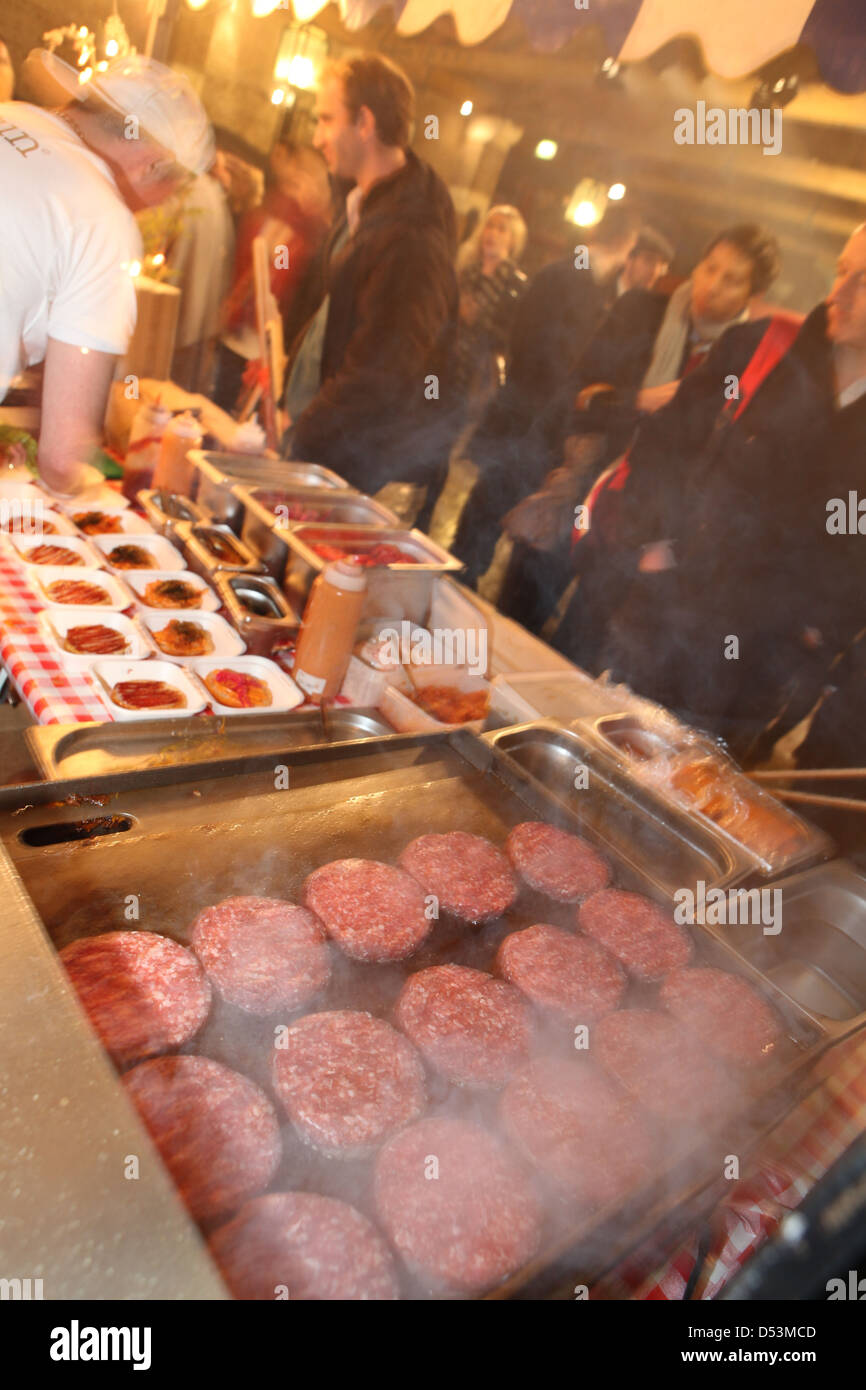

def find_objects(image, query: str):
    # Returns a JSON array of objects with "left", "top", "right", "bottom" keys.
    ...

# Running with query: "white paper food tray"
[
  {"left": 91, "top": 659, "right": 206, "bottom": 719},
  {"left": 379, "top": 664, "right": 490, "bottom": 733},
  {"left": 186, "top": 656, "right": 303, "bottom": 714},
  {"left": 11, "top": 533, "right": 101, "bottom": 568},
  {"left": 31, "top": 567, "right": 134, "bottom": 611},
  {"left": 136, "top": 609, "right": 246, "bottom": 662},
  {"left": 123, "top": 570, "right": 219, "bottom": 612},
  {"left": 90, "top": 533, "right": 186, "bottom": 571},
  {"left": 67, "top": 506, "right": 155, "bottom": 537},
  {"left": 38, "top": 609, "right": 154, "bottom": 670}
]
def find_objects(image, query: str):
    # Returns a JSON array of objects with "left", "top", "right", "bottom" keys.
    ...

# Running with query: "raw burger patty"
[
  {"left": 190, "top": 896, "right": 330, "bottom": 1015},
  {"left": 272, "top": 1010, "right": 426, "bottom": 1156},
  {"left": 374, "top": 1115, "right": 543, "bottom": 1293},
  {"left": 660, "top": 966, "right": 782, "bottom": 1066},
  {"left": 496, "top": 924, "right": 625, "bottom": 1024},
  {"left": 123, "top": 1055, "right": 281, "bottom": 1224},
  {"left": 398, "top": 831, "right": 517, "bottom": 923},
  {"left": 500, "top": 1057, "right": 656, "bottom": 1207},
  {"left": 395, "top": 963, "right": 532, "bottom": 1087},
  {"left": 210, "top": 1192, "right": 399, "bottom": 1301},
  {"left": 302, "top": 859, "right": 431, "bottom": 962},
  {"left": 505, "top": 822, "right": 611, "bottom": 902},
  {"left": 595, "top": 1009, "right": 736, "bottom": 1123},
  {"left": 59, "top": 930, "right": 211, "bottom": 1067},
  {"left": 578, "top": 889, "right": 692, "bottom": 980}
]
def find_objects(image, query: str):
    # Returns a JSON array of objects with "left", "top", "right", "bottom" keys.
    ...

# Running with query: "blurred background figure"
[
  {"left": 450, "top": 209, "right": 672, "bottom": 587},
  {"left": 453, "top": 203, "right": 527, "bottom": 420},
  {"left": 0, "top": 36, "right": 14, "bottom": 101},
  {"left": 213, "top": 140, "right": 331, "bottom": 414},
  {"left": 165, "top": 153, "right": 236, "bottom": 395}
]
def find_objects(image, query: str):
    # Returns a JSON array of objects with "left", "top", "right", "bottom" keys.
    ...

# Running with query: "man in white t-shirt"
[{"left": 0, "top": 49, "right": 214, "bottom": 495}]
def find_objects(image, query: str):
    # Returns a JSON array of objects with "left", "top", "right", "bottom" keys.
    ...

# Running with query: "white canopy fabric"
[{"left": 292, "top": 0, "right": 866, "bottom": 93}]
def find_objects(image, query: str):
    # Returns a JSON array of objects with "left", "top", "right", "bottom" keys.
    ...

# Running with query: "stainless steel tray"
[
  {"left": 137, "top": 488, "right": 207, "bottom": 536},
  {"left": 189, "top": 451, "right": 352, "bottom": 531},
  {"left": 704, "top": 859, "right": 866, "bottom": 1035},
  {"left": 0, "top": 727, "right": 846, "bottom": 1300},
  {"left": 179, "top": 521, "right": 264, "bottom": 578},
  {"left": 237, "top": 485, "right": 399, "bottom": 583},
  {"left": 214, "top": 572, "right": 300, "bottom": 655},
  {"left": 485, "top": 721, "right": 755, "bottom": 898},
  {"left": 23, "top": 708, "right": 397, "bottom": 786},
  {"left": 573, "top": 712, "right": 834, "bottom": 879},
  {"left": 283, "top": 523, "right": 464, "bottom": 625}
]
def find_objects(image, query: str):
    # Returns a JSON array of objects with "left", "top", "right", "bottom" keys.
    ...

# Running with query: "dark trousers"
[{"left": 496, "top": 535, "right": 573, "bottom": 635}]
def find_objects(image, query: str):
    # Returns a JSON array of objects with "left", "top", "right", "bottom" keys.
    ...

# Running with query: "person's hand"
[
  {"left": 639, "top": 540, "right": 676, "bottom": 572},
  {"left": 636, "top": 381, "right": 679, "bottom": 414}
]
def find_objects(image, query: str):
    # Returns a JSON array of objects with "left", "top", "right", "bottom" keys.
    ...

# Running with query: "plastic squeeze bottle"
[
  {"left": 123, "top": 400, "right": 170, "bottom": 501},
  {"left": 292, "top": 559, "right": 367, "bottom": 702},
  {"left": 153, "top": 411, "right": 203, "bottom": 495}
]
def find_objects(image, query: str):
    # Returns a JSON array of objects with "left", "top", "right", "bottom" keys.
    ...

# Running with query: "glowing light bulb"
[
  {"left": 105, "top": 38, "right": 119, "bottom": 57},
  {"left": 534, "top": 140, "right": 557, "bottom": 161},
  {"left": 271, "top": 87, "right": 285, "bottom": 105},
  {"left": 608, "top": 182, "right": 626, "bottom": 200},
  {"left": 460, "top": 100, "right": 473, "bottom": 116},
  {"left": 152, "top": 253, "right": 165, "bottom": 267},
  {"left": 287, "top": 55, "right": 315, "bottom": 89},
  {"left": 78, "top": 67, "right": 93, "bottom": 84},
  {"left": 129, "top": 259, "right": 142, "bottom": 278},
  {"left": 573, "top": 201, "right": 599, "bottom": 227}
]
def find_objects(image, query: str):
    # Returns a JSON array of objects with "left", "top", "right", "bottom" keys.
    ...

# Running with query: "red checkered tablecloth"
[{"left": 0, "top": 541, "right": 111, "bottom": 723}]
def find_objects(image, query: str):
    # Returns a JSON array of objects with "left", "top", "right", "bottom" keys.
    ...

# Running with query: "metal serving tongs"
[{"left": 748, "top": 767, "right": 866, "bottom": 814}]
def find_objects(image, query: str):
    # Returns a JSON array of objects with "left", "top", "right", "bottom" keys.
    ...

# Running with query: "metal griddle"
[{"left": 0, "top": 725, "right": 855, "bottom": 1300}]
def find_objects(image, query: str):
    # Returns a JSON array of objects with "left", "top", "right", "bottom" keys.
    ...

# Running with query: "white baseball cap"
[{"left": 23, "top": 48, "right": 215, "bottom": 175}]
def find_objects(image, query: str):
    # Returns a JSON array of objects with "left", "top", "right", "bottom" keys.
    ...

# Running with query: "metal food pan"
[
  {"left": 22, "top": 707, "right": 398, "bottom": 786},
  {"left": 701, "top": 859, "right": 866, "bottom": 1037},
  {"left": 574, "top": 713, "right": 834, "bottom": 879},
  {"left": 214, "top": 572, "right": 300, "bottom": 655},
  {"left": 485, "top": 721, "right": 754, "bottom": 900},
  {"left": 1, "top": 728, "right": 839, "bottom": 1301},
  {"left": 180, "top": 522, "right": 264, "bottom": 579},
  {"left": 189, "top": 452, "right": 351, "bottom": 532},
  {"left": 283, "top": 523, "right": 464, "bottom": 625},
  {"left": 137, "top": 488, "right": 208, "bottom": 537},
  {"left": 237, "top": 487, "right": 398, "bottom": 583}
]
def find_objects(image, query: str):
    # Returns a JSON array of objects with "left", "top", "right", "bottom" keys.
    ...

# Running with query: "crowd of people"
[{"left": 2, "top": 42, "right": 864, "bottom": 768}]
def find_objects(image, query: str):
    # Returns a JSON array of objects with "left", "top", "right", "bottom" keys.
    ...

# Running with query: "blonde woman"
[{"left": 455, "top": 204, "right": 528, "bottom": 411}]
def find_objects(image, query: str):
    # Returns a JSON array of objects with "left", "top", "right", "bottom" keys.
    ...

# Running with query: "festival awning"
[{"left": 290, "top": 0, "right": 866, "bottom": 94}]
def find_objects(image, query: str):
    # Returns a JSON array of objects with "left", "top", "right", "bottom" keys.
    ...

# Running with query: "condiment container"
[
  {"left": 292, "top": 559, "right": 367, "bottom": 702},
  {"left": 152, "top": 412, "right": 203, "bottom": 496},
  {"left": 122, "top": 401, "right": 171, "bottom": 502}
]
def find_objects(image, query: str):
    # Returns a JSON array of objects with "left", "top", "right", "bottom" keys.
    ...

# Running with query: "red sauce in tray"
[
  {"left": 111, "top": 680, "right": 187, "bottom": 710},
  {"left": 28, "top": 544, "right": 82, "bottom": 566},
  {"left": 64, "top": 624, "right": 129, "bottom": 655},
  {"left": 311, "top": 542, "right": 419, "bottom": 566},
  {"left": 46, "top": 580, "right": 111, "bottom": 605}
]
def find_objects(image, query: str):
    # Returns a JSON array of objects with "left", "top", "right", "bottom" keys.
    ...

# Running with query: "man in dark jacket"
[
  {"left": 596, "top": 224, "right": 866, "bottom": 761},
  {"left": 283, "top": 55, "right": 459, "bottom": 516}
]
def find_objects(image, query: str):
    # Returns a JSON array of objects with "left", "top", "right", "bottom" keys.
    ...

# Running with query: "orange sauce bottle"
[{"left": 292, "top": 559, "right": 367, "bottom": 702}]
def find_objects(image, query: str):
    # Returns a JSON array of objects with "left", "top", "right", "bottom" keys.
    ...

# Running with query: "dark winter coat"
[
  {"left": 289, "top": 150, "right": 459, "bottom": 494},
  {"left": 600, "top": 304, "right": 866, "bottom": 752}
]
